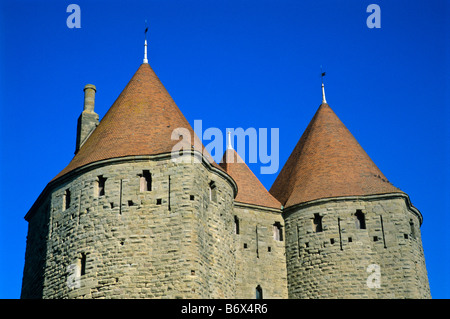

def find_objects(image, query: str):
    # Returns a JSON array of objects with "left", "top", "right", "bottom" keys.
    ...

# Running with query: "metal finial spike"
[
  {"left": 143, "top": 21, "right": 149, "bottom": 64},
  {"left": 321, "top": 66, "right": 327, "bottom": 104},
  {"left": 322, "top": 83, "right": 327, "bottom": 104},
  {"left": 143, "top": 41, "right": 148, "bottom": 64},
  {"left": 227, "top": 131, "right": 233, "bottom": 150}
]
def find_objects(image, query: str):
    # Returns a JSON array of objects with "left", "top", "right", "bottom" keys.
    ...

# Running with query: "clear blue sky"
[{"left": 0, "top": 0, "right": 448, "bottom": 298}]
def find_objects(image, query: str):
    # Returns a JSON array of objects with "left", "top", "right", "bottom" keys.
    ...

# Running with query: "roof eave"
[{"left": 282, "top": 192, "right": 423, "bottom": 225}]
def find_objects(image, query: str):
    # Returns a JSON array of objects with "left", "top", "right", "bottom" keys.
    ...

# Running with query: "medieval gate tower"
[{"left": 21, "top": 41, "right": 430, "bottom": 299}]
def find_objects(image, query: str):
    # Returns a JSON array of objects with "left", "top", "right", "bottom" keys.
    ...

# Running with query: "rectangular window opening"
[
  {"left": 273, "top": 222, "right": 283, "bottom": 241},
  {"left": 256, "top": 285, "right": 263, "bottom": 299},
  {"left": 355, "top": 210, "right": 366, "bottom": 229},
  {"left": 312, "top": 213, "right": 323, "bottom": 233},
  {"left": 139, "top": 170, "right": 152, "bottom": 192},
  {"left": 63, "top": 189, "right": 71, "bottom": 210},
  {"left": 97, "top": 175, "right": 107, "bottom": 197},
  {"left": 410, "top": 219, "right": 416, "bottom": 239},
  {"left": 209, "top": 181, "right": 217, "bottom": 203},
  {"left": 80, "top": 253, "right": 87, "bottom": 276}
]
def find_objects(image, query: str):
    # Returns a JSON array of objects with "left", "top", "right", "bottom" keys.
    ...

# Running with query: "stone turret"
[
  {"left": 21, "top": 62, "right": 237, "bottom": 299},
  {"left": 219, "top": 138, "right": 287, "bottom": 299},
  {"left": 270, "top": 101, "right": 430, "bottom": 298}
]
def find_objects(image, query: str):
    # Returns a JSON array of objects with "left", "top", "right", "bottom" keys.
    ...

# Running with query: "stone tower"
[
  {"left": 219, "top": 138, "right": 288, "bottom": 299},
  {"left": 270, "top": 98, "right": 431, "bottom": 298},
  {"left": 21, "top": 46, "right": 430, "bottom": 299},
  {"left": 21, "top": 62, "right": 238, "bottom": 299}
]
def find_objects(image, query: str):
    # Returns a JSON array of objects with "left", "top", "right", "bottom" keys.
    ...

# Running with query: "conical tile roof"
[
  {"left": 220, "top": 148, "right": 281, "bottom": 209},
  {"left": 53, "top": 63, "right": 217, "bottom": 181},
  {"left": 270, "top": 103, "right": 403, "bottom": 207}
]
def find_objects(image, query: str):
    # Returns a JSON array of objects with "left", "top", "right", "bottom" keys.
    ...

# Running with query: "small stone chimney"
[{"left": 75, "top": 84, "right": 99, "bottom": 154}]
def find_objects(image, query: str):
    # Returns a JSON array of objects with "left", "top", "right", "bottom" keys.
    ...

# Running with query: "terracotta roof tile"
[
  {"left": 270, "top": 103, "right": 403, "bottom": 207},
  {"left": 220, "top": 148, "right": 281, "bottom": 210},
  {"left": 52, "top": 63, "right": 219, "bottom": 181}
]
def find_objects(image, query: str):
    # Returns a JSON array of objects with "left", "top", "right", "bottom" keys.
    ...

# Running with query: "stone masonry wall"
[
  {"left": 21, "top": 154, "right": 236, "bottom": 299},
  {"left": 234, "top": 204, "right": 288, "bottom": 299},
  {"left": 22, "top": 156, "right": 431, "bottom": 299},
  {"left": 284, "top": 195, "right": 430, "bottom": 298},
  {"left": 21, "top": 199, "right": 51, "bottom": 298}
]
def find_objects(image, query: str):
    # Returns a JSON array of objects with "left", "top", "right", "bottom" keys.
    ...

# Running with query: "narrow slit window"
[
  {"left": 273, "top": 222, "right": 283, "bottom": 241},
  {"left": 256, "top": 285, "right": 263, "bottom": 299},
  {"left": 139, "top": 170, "right": 152, "bottom": 192},
  {"left": 234, "top": 216, "right": 240, "bottom": 235},
  {"left": 209, "top": 181, "right": 217, "bottom": 203},
  {"left": 63, "top": 189, "right": 71, "bottom": 211},
  {"left": 80, "top": 253, "right": 87, "bottom": 276},
  {"left": 97, "top": 175, "right": 107, "bottom": 197},
  {"left": 168, "top": 175, "right": 171, "bottom": 211},
  {"left": 355, "top": 210, "right": 366, "bottom": 229},
  {"left": 256, "top": 226, "right": 259, "bottom": 258},
  {"left": 410, "top": 220, "right": 416, "bottom": 239},
  {"left": 312, "top": 213, "right": 323, "bottom": 233}
]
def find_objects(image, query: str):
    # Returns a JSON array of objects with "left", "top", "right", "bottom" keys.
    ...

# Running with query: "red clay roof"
[
  {"left": 220, "top": 148, "right": 281, "bottom": 210},
  {"left": 53, "top": 63, "right": 218, "bottom": 181},
  {"left": 270, "top": 103, "right": 403, "bottom": 207}
]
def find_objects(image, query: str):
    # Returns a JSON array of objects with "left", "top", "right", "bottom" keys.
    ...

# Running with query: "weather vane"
[
  {"left": 320, "top": 65, "right": 327, "bottom": 104},
  {"left": 143, "top": 19, "right": 149, "bottom": 64},
  {"left": 145, "top": 19, "right": 148, "bottom": 41},
  {"left": 321, "top": 65, "right": 326, "bottom": 84}
]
